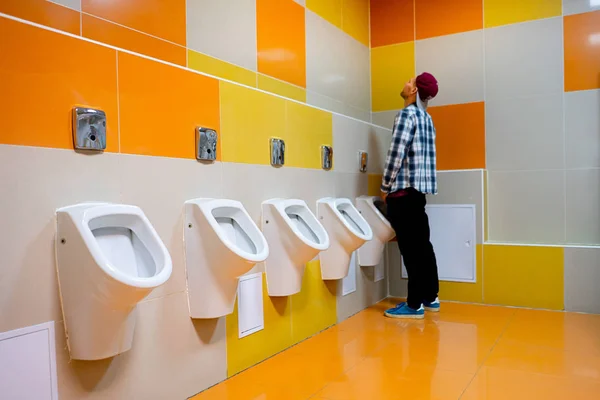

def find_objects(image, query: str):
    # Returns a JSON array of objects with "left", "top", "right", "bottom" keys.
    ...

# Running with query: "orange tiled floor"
[{"left": 192, "top": 300, "right": 600, "bottom": 399}]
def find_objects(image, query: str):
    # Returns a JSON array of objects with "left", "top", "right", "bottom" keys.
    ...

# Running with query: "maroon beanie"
[{"left": 416, "top": 72, "right": 439, "bottom": 101}]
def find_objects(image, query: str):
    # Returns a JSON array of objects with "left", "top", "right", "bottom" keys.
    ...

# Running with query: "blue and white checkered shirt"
[{"left": 381, "top": 103, "right": 437, "bottom": 195}]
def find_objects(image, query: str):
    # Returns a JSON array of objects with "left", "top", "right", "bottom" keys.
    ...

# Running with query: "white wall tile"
[
  {"left": 306, "top": 9, "right": 371, "bottom": 115},
  {"left": 485, "top": 18, "right": 563, "bottom": 101},
  {"left": 344, "top": 33, "right": 371, "bottom": 111},
  {"left": 306, "top": 10, "right": 348, "bottom": 103},
  {"left": 564, "top": 247, "right": 600, "bottom": 313},
  {"left": 0, "top": 146, "right": 121, "bottom": 333},
  {"left": 566, "top": 169, "right": 600, "bottom": 245},
  {"left": 186, "top": 0, "right": 257, "bottom": 71},
  {"left": 371, "top": 110, "right": 399, "bottom": 129},
  {"left": 332, "top": 114, "right": 370, "bottom": 174},
  {"left": 343, "top": 103, "right": 371, "bottom": 123},
  {"left": 488, "top": 170, "right": 565, "bottom": 244},
  {"left": 416, "top": 30, "right": 484, "bottom": 107},
  {"left": 565, "top": 89, "right": 600, "bottom": 169},
  {"left": 486, "top": 94, "right": 564, "bottom": 171},
  {"left": 563, "top": 0, "right": 600, "bottom": 15},
  {"left": 307, "top": 90, "right": 347, "bottom": 115}
]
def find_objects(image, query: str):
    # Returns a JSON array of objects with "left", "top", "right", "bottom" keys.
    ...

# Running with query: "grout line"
[
  {"left": 483, "top": 241, "right": 600, "bottom": 249},
  {"left": 115, "top": 51, "right": 121, "bottom": 154},
  {"left": 81, "top": 12, "right": 187, "bottom": 49},
  {"left": 457, "top": 310, "right": 517, "bottom": 399},
  {"left": 560, "top": 15, "right": 568, "bottom": 244}
]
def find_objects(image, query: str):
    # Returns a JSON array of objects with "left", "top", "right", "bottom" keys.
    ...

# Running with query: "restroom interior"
[{"left": 1, "top": 0, "right": 599, "bottom": 399}]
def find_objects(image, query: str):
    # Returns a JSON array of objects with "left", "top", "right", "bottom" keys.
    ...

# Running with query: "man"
[{"left": 381, "top": 72, "right": 440, "bottom": 320}]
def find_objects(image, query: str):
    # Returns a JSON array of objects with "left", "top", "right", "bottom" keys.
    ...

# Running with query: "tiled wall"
[
  {"left": 0, "top": 0, "right": 372, "bottom": 122},
  {"left": 0, "top": 7, "right": 389, "bottom": 399},
  {"left": 376, "top": 0, "right": 600, "bottom": 313}
]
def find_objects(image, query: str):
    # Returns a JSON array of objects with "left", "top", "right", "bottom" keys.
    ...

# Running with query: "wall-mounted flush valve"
[
  {"left": 270, "top": 138, "right": 285, "bottom": 167},
  {"left": 196, "top": 127, "right": 218, "bottom": 161},
  {"left": 358, "top": 151, "right": 368, "bottom": 173},
  {"left": 72, "top": 107, "right": 106, "bottom": 151},
  {"left": 321, "top": 145, "right": 333, "bottom": 170}
]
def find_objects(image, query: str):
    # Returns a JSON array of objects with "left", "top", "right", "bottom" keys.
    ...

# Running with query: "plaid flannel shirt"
[{"left": 381, "top": 103, "right": 437, "bottom": 195}]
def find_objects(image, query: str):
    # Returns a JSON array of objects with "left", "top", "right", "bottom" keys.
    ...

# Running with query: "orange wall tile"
[
  {"left": 81, "top": 0, "right": 186, "bottom": 46},
  {"left": 370, "top": 0, "right": 414, "bottom": 47},
  {"left": 564, "top": 11, "right": 600, "bottom": 92},
  {"left": 0, "top": 18, "right": 118, "bottom": 151},
  {"left": 428, "top": 102, "right": 486, "bottom": 170},
  {"left": 415, "top": 0, "right": 483, "bottom": 40},
  {"left": 118, "top": 53, "right": 220, "bottom": 159},
  {"left": 82, "top": 14, "right": 186, "bottom": 66},
  {"left": 0, "top": 0, "right": 80, "bottom": 35},
  {"left": 256, "top": 0, "right": 306, "bottom": 88}
]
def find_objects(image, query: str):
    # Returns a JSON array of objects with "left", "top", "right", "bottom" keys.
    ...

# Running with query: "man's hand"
[{"left": 381, "top": 191, "right": 388, "bottom": 202}]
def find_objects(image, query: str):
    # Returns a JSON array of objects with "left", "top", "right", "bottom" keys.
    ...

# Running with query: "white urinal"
[
  {"left": 317, "top": 198, "right": 373, "bottom": 280},
  {"left": 184, "top": 199, "right": 269, "bottom": 319},
  {"left": 356, "top": 196, "right": 396, "bottom": 266},
  {"left": 262, "top": 199, "right": 330, "bottom": 296},
  {"left": 56, "top": 203, "right": 172, "bottom": 360}
]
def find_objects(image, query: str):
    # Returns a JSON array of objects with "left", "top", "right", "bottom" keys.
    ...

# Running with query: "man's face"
[{"left": 401, "top": 77, "right": 417, "bottom": 100}]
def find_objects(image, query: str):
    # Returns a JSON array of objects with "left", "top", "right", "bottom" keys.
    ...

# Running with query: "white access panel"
[
  {"left": 238, "top": 273, "right": 265, "bottom": 339},
  {"left": 402, "top": 205, "right": 476, "bottom": 283},
  {"left": 342, "top": 251, "right": 357, "bottom": 295},
  {"left": 0, "top": 321, "right": 58, "bottom": 400}
]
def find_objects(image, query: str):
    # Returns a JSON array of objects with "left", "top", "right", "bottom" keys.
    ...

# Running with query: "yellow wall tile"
[
  {"left": 307, "top": 0, "right": 343, "bottom": 28},
  {"left": 291, "top": 261, "right": 337, "bottom": 343},
  {"left": 220, "top": 81, "right": 286, "bottom": 164},
  {"left": 226, "top": 273, "right": 293, "bottom": 376},
  {"left": 371, "top": 42, "right": 415, "bottom": 112},
  {"left": 258, "top": 74, "right": 307, "bottom": 103},
  {"left": 285, "top": 101, "right": 333, "bottom": 169},
  {"left": 483, "top": 245, "right": 564, "bottom": 310},
  {"left": 342, "top": 0, "right": 370, "bottom": 46},
  {"left": 367, "top": 174, "right": 383, "bottom": 196},
  {"left": 440, "top": 245, "right": 484, "bottom": 303},
  {"left": 484, "top": 0, "right": 562, "bottom": 28},
  {"left": 188, "top": 50, "right": 257, "bottom": 88}
]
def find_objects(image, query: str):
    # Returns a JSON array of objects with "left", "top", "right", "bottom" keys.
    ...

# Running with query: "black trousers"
[{"left": 386, "top": 189, "right": 439, "bottom": 310}]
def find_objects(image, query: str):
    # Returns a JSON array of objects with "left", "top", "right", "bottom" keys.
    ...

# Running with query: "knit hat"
[{"left": 416, "top": 72, "right": 438, "bottom": 101}]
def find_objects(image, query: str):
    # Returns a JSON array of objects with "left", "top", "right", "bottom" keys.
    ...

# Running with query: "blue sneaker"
[
  {"left": 424, "top": 297, "right": 440, "bottom": 312},
  {"left": 384, "top": 303, "right": 424, "bottom": 319}
]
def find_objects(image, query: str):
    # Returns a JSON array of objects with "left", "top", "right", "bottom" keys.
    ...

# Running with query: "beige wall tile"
[
  {"left": 0, "top": 145, "right": 121, "bottom": 333},
  {"left": 486, "top": 94, "right": 564, "bottom": 171},
  {"left": 488, "top": 170, "right": 565, "bottom": 244},
  {"left": 416, "top": 30, "right": 484, "bottom": 107},
  {"left": 186, "top": 0, "right": 257, "bottom": 71},
  {"left": 56, "top": 293, "right": 227, "bottom": 399},
  {"left": 485, "top": 18, "right": 563, "bottom": 101},
  {"left": 119, "top": 154, "right": 223, "bottom": 300},
  {"left": 566, "top": 169, "right": 600, "bottom": 245}
]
